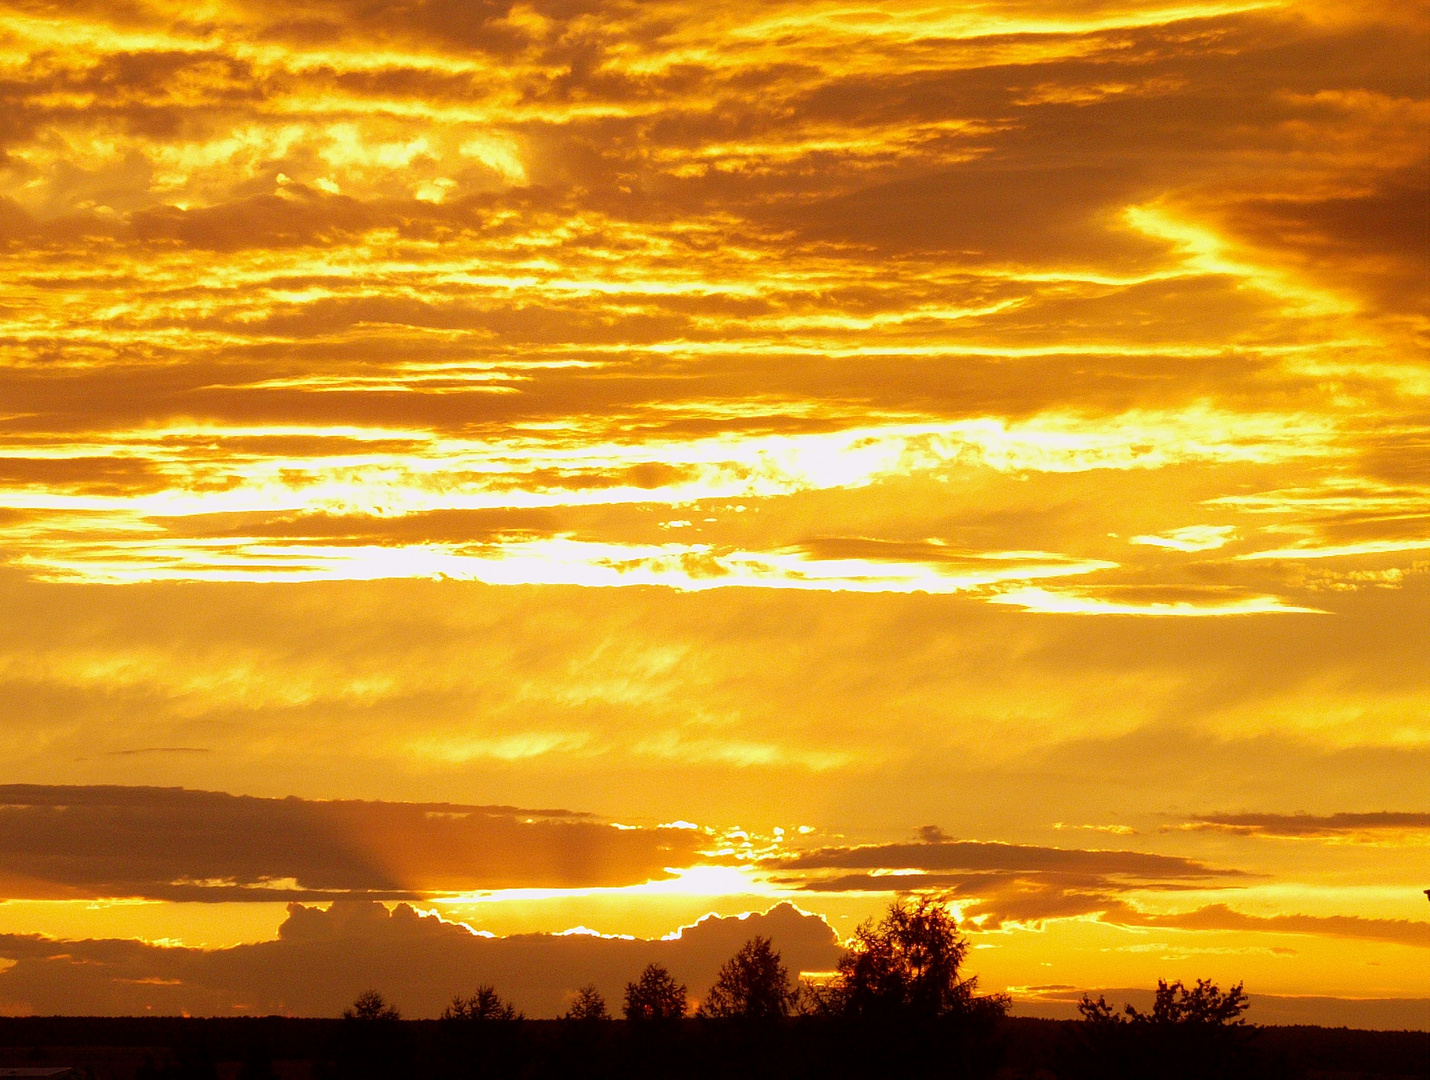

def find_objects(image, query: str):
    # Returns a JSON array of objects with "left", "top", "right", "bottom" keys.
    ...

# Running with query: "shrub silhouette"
[
  {"left": 1071, "top": 979, "right": 1261, "bottom": 1080},
  {"left": 1147, "top": 978, "right": 1249, "bottom": 1025},
  {"left": 1080, "top": 977, "right": 1248, "bottom": 1027},
  {"left": 700, "top": 935, "right": 796, "bottom": 1019},
  {"left": 623, "top": 963, "right": 688, "bottom": 1021}
]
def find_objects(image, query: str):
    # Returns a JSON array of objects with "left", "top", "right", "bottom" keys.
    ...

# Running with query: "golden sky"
[{"left": 0, "top": 0, "right": 1426, "bottom": 1022}]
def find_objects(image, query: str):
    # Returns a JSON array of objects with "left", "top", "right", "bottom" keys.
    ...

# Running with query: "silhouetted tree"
[
  {"left": 1144, "top": 978, "right": 1249, "bottom": 1025},
  {"left": 332, "top": 989, "right": 409, "bottom": 1080},
  {"left": 623, "top": 963, "right": 688, "bottom": 1021},
  {"left": 565, "top": 984, "right": 610, "bottom": 1021},
  {"left": 344, "top": 989, "right": 401, "bottom": 1022},
  {"left": 700, "top": 936, "right": 796, "bottom": 1019},
  {"left": 443, "top": 985, "right": 521, "bottom": 1022},
  {"left": 556, "top": 984, "right": 615, "bottom": 1078},
  {"left": 437, "top": 985, "right": 525, "bottom": 1079},
  {"left": 793, "top": 899, "right": 1011, "bottom": 1079},
  {"left": 807, "top": 897, "right": 1009, "bottom": 1020},
  {"left": 1079, "top": 978, "right": 1249, "bottom": 1027}
]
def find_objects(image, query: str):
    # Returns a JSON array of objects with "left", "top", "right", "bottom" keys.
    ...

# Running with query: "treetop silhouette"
[
  {"left": 343, "top": 989, "right": 400, "bottom": 1022},
  {"left": 1073, "top": 979, "right": 1256, "bottom": 1080},
  {"left": 807, "top": 897, "right": 1009, "bottom": 1020},
  {"left": 699, "top": 935, "right": 797, "bottom": 1019},
  {"left": 564, "top": 984, "right": 610, "bottom": 1022},
  {"left": 623, "top": 963, "right": 688, "bottom": 1021},
  {"left": 1078, "top": 979, "right": 1249, "bottom": 1026},
  {"left": 443, "top": 985, "right": 521, "bottom": 1022}
]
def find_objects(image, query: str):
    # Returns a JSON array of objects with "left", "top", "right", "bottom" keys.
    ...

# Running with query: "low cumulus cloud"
[
  {"left": 0, "top": 785, "right": 706, "bottom": 901},
  {"left": 0, "top": 900, "right": 841, "bottom": 1018}
]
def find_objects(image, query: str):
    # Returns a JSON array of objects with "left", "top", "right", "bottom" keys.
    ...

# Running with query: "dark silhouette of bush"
[
  {"left": 624, "top": 963, "right": 688, "bottom": 1022},
  {"left": 619, "top": 965, "right": 690, "bottom": 1079},
  {"left": 700, "top": 936, "right": 796, "bottom": 1020},
  {"left": 1079, "top": 977, "right": 1249, "bottom": 1028},
  {"left": 1068, "top": 979, "right": 1272, "bottom": 1080},
  {"left": 554, "top": 985, "right": 616, "bottom": 1079}
]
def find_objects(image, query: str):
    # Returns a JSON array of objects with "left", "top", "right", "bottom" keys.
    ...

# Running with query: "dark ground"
[{"left": 0, "top": 1015, "right": 1425, "bottom": 1079}]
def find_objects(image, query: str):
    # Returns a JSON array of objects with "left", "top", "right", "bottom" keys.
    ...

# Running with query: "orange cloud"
[
  {"left": 0, "top": 0, "right": 1424, "bottom": 1018},
  {"left": 0, "top": 785, "right": 707, "bottom": 900}
]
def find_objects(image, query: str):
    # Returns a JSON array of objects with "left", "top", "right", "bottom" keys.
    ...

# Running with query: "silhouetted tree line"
[
  {"left": 296, "top": 897, "right": 1300, "bottom": 1079},
  {"left": 310, "top": 899, "right": 1006, "bottom": 1078}
]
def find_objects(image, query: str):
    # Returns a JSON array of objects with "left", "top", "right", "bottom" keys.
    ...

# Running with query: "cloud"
[
  {"left": 0, "top": 0, "right": 1425, "bottom": 1008},
  {"left": 1129, "top": 526, "right": 1238, "bottom": 552},
  {"left": 765, "top": 837, "right": 1246, "bottom": 928},
  {"left": 0, "top": 785, "right": 706, "bottom": 902},
  {"left": 764, "top": 836, "right": 1430, "bottom": 948},
  {"left": 0, "top": 900, "right": 842, "bottom": 1018},
  {"left": 1208, "top": 161, "right": 1430, "bottom": 316},
  {"left": 1172, "top": 811, "right": 1430, "bottom": 838},
  {"left": 1109, "top": 903, "right": 1430, "bottom": 950},
  {"left": 0, "top": 0, "right": 1423, "bottom": 619},
  {"left": 772, "top": 838, "right": 1233, "bottom": 879}
]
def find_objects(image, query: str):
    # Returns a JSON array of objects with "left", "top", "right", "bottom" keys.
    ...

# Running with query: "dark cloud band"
[{"left": 0, "top": 785, "right": 705, "bottom": 901}]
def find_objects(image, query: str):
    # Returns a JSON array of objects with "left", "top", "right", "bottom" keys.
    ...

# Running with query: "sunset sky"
[{"left": 0, "top": 0, "right": 1426, "bottom": 1023}]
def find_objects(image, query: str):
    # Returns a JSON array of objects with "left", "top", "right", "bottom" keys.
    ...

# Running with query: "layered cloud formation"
[
  {"left": 0, "top": 785, "right": 1426, "bottom": 1020},
  {"left": 0, "top": 0, "right": 1425, "bottom": 1024},
  {"left": 0, "top": 0, "right": 1423, "bottom": 613},
  {"left": 0, "top": 785, "right": 705, "bottom": 900}
]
